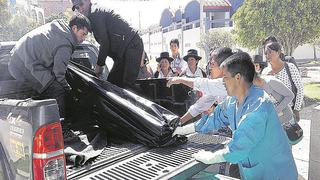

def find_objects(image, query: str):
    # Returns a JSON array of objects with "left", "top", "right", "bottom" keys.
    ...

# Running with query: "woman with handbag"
[{"left": 264, "top": 42, "right": 304, "bottom": 122}]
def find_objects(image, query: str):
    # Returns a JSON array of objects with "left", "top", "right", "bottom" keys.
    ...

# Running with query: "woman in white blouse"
[
  {"left": 180, "top": 49, "right": 206, "bottom": 78},
  {"left": 154, "top": 52, "right": 175, "bottom": 78},
  {"left": 264, "top": 42, "right": 304, "bottom": 122}
]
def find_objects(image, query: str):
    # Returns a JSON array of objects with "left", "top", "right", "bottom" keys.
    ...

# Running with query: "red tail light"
[{"left": 33, "top": 122, "right": 66, "bottom": 180}]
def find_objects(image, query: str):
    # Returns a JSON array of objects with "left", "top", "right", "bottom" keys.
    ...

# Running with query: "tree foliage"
[
  {"left": 198, "top": 28, "right": 235, "bottom": 51},
  {"left": 232, "top": 0, "right": 320, "bottom": 55},
  {"left": 0, "top": 1, "right": 41, "bottom": 41},
  {"left": 45, "top": 9, "right": 73, "bottom": 23}
]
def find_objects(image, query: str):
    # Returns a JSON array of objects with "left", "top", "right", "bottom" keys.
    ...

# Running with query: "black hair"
[
  {"left": 212, "top": 47, "right": 234, "bottom": 66},
  {"left": 69, "top": 13, "right": 91, "bottom": 32},
  {"left": 221, "top": 52, "right": 255, "bottom": 83},
  {"left": 262, "top": 36, "right": 278, "bottom": 46},
  {"left": 265, "top": 42, "right": 282, "bottom": 52},
  {"left": 170, "top": 38, "right": 179, "bottom": 48}
]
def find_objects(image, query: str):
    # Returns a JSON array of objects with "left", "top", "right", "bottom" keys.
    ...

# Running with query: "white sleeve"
[
  {"left": 188, "top": 95, "right": 217, "bottom": 117},
  {"left": 193, "top": 78, "right": 227, "bottom": 97}
]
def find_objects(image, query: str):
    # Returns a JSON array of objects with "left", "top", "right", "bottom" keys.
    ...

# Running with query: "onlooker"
[
  {"left": 154, "top": 52, "right": 175, "bottom": 78},
  {"left": 167, "top": 47, "right": 233, "bottom": 124},
  {"left": 253, "top": 55, "right": 268, "bottom": 75},
  {"left": 8, "top": 13, "right": 91, "bottom": 118},
  {"left": 262, "top": 36, "right": 298, "bottom": 68},
  {"left": 72, "top": 0, "right": 144, "bottom": 88},
  {"left": 173, "top": 52, "right": 298, "bottom": 179},
  {"left": 137, "top": 51, "right": 153, "bottom": 79},
  {"left": 265, "top": 42, "right": 303, "bottom": 121},
  {"left": 180, "top": 49, "right": 206, "bottom": 78},
  {"left": 170, "top": 39, "right": 187, "bottom": 76}
]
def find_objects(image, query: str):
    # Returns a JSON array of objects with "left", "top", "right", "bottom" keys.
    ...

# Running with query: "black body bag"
[{"left": 65, "top": 63, "right": 187, "bottom": 147}]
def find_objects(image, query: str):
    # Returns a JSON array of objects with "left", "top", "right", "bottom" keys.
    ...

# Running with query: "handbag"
[{"left": 283, "top": 122, "right": 303, "bottom": 145}]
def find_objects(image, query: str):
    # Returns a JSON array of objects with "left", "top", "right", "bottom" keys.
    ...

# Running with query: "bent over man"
[
  {"left": 9, "top": 13, "right": 91, "bottom": 117},
  {"left": 72, "top": 0, "right": 144, "bottom": 88}
]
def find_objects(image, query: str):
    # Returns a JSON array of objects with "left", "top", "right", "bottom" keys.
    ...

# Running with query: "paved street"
[{"left": 296, "top": 65, "right": 320, "bottom": 180}]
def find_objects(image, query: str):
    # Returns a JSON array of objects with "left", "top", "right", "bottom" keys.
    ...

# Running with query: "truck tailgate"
[{"left": 73, "top": 134, "right": 228, "bottom": 180}]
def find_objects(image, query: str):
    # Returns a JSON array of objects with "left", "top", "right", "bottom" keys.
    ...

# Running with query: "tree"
[
  {"left": 0, "top": 0, "right": 11, "bottom": 39},
  {"left": 0, "top": 1, "right": 41, "bottom": 41},
  {"left": 198, "top": 28, "right": 235, "bottom": 51},
  {"left": 232, "top": 0, "right": 320, "bottom": 56},
  {"left": 313, "top": 38, "right": 320, "bottom": 60},
  {"left": 45, "top": 9, "right": 73, "bottom": 23}
]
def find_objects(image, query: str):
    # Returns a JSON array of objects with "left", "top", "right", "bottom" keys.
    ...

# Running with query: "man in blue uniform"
[{"left": 173, "top": 52, "right": 298, "bottom": 179}]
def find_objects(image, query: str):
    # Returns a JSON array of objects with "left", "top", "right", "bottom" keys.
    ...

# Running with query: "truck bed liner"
[
  {"left": 66, "top": 143, "right": 147, "bottom": 179},
  {"left": 75, "top": 134, "right": 229, "bottom": 180}
]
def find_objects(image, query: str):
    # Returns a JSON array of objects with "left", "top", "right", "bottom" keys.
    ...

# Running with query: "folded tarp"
[
  {"left": 63, "top": 126, "right": 107, "bottom": 166},
  {"left": 65, "top": 63, "right": 187, "bottom": 147}
]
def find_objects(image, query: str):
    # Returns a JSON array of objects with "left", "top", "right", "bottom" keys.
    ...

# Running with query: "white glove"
[
  {"left": 172, "top": 123, "right": 196, "bottom": 136},
  {"left": 192, "top": 149, "right": 227, "bottom": 164}
]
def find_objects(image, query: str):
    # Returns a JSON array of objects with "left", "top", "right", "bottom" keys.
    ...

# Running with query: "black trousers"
[
  {"left": 107, "top": 35, "right": 144, "bottom": 89},
  {"left": 36, "top": 80, "right": 66, "bottom": 118}
]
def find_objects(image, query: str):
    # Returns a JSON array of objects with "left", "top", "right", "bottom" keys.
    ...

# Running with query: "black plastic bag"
[{"left": 65, "top": 63, "right": 187, "bottom": 147}]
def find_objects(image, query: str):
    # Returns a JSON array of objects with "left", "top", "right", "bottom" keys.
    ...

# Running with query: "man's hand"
[
  {"left": 95, "top": 65, "right": 104, "bottom": 76},
  {"left": 172, "top": 123, "right": 195, "bottom": 136},
  {"left": 167, "top": 77, "right": 182, "bottom": 87},
  {"left": 95, "top": 65, "right": 107, "bottom": 81},
  {"left": 192, "top": 149, "right": 226, "bottom": 164}
]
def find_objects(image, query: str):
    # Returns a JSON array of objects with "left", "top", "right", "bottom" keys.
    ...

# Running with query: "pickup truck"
[{"left": 0, "top": 41, "right": 233, "bottom": 180}]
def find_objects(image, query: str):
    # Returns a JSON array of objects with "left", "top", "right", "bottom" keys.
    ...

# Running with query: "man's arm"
[
  {"left": 267, "top": 78, "right": 294, "bottom": 113},
  {"left": 194, "top": 103, "right": 229, "bottom": 134},
  {"left": 181, "top": 95, "right": 217, "bottom": 124},
  {"left": 173, "top": 97, "right": 232, "bottom": 136},
  {"left": 167, "top": 77, "right": 226, "bottom": 97},
  {"left": 167, "top": 77, "right": 195, "bottom": 88},
  {"left": 90, "top": 13, "right": 110, "bottom": 67},
  {"left": 52, "top": 46, "right": 72, "bottom": 90}
]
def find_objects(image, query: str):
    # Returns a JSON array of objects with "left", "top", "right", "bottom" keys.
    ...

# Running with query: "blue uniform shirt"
[{"left": 195, "top": 85, "right": 297, "bottom": 180}]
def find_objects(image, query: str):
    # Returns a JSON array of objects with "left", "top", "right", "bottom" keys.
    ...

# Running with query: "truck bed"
[{"left": 68, "top": 134, "right": 229, "bottom": 180}]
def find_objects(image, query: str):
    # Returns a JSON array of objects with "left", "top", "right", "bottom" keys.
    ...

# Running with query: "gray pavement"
[{"left": 304, "top": 103, "right": 320, "bottom": 180}]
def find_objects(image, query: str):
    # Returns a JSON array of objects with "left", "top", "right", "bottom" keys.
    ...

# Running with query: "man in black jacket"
[
  {"left": 72, "top": 0, "right": 144, "bottom": 88},
  {"left": 9, "top": 13, "right": 91, "bottom": 117}
]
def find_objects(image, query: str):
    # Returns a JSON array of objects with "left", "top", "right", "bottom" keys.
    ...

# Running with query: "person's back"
[
  {"left": 89, "top": 4, "right": 137, "bottom": 60},
  {"left": 10, "top": 19, "right": 77, "bottom": 93}
]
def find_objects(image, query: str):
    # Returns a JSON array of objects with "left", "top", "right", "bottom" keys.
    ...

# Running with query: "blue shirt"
[{"left": 195, "top": 85, "right": 297, "bottom": 180}]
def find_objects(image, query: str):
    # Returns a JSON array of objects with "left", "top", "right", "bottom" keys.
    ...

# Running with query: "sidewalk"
[
  {"left": 306, "top": 103, "right": 320, "bottom": 180},
  {"left": 292, "top": 119, "right": 310, "bottom": 180}
]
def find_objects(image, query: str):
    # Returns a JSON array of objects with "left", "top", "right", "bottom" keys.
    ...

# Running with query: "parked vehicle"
[{"left": 0, "top": 41, "right": 232, "bottom": 180}]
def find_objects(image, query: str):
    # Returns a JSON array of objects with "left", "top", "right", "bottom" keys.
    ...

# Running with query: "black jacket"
[{"left": 89, "top": 4, "right": 138, "bottom": 66}]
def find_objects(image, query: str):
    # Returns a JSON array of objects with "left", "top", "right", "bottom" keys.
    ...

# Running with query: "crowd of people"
[{"left": 8, "top": 0, "right": 304, "bottom": 179}]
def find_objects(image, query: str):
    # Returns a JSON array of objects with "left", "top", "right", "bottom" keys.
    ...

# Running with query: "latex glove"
[
  {"left": 172, "top": 123, "right": 195, "bottom": 136},
  {"left": 192, "top": 149, "right": 227, "bottom": 164}
]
